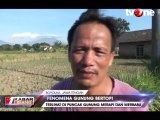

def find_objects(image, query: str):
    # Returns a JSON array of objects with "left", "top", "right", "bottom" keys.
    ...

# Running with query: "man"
[{"left": 51, "top": 9, "right": 149, "bottom": 111}]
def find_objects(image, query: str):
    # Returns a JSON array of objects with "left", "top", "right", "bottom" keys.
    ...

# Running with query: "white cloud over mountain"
[
  {"left": 11, "top": 32, "right": 64, "bottom": 44},
  {"left": 12, "top": 32, "right": 63, "bottom": 39}
]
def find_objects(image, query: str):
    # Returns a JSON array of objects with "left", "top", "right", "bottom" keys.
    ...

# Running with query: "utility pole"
[{"left": 151, "top": 9, "right": 160, "bottom": 69}]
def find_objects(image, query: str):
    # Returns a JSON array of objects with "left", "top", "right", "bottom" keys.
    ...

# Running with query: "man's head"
[{"left": 67, "top": 9, "right": 119, "bottom": 89}]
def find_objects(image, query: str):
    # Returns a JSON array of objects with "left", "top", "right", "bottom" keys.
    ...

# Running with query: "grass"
[
  {"left": 0, "top": 51, "right": 159, "bottom": 111},
  {"left": 111, "top": 58, "right": 160, "bottom": 111}
]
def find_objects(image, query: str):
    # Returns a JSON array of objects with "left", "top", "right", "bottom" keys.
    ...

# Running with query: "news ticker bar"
[
  {"left": 42, "top": 101, "right": 144, "bottom": 108},
  {"left": 0, "top": 94, "right": 155, "bottom": 108}
]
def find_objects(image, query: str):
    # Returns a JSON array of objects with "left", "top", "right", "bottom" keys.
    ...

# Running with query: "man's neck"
[{"left": 72, "top": 76, "right": 113, "bottom": 95}]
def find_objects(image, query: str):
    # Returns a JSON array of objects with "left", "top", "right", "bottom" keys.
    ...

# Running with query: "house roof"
[{"left": 117, "top": 29, "right": 152, "bottom": 43}]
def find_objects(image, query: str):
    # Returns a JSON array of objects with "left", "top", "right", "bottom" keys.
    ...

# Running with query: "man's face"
[{"left": 69, "top": 22, "right": 115, "bottom": 88}]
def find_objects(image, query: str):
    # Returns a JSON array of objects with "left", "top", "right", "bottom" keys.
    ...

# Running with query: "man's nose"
[{"left": 82, "top": 51, "right": 94, "bottom": 66}]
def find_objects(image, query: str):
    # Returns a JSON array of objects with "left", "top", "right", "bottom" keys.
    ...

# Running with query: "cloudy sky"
[{"left": 0, "top": 9, "right": 152, "bottom": 44}]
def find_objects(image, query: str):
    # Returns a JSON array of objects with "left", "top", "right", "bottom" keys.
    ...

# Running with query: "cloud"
[
  {"left": 12, "top": 32, "right": 63, "bottom": 39},
  {"left": 12, "top": 33, "right": 40, "bottom": 39}
]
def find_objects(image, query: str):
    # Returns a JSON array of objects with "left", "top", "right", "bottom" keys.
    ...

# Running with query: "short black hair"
[{"left": 67, "top": 9, "right": 120, "bottom": 52}]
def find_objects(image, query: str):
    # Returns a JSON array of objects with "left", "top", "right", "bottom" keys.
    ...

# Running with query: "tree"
[
  {"left": 13, "top": 44, "right": 21, "bottom": 50},
  {"left": 22, "top": 44, "right": 31, "bottom": 50},
  {"left": 1, "top": 44, "right": 12, "bottom": 51},
  {"left": 54, "top": 40, "right": 62, "bottom": 47},
  {"left": 39, "top": 42, "right": 50, "bottom": 51},
  {"left": 116, "top": 18, "right": 130, "bottom": 36},
  {"left": 32, "top": 43, "right": 40, "bottom": 51},
  {"left": 40, "top": 42, "right": 50, "bottom": 46},
  {"left": 83, "top": 9, "right": 130, "bottom": 37}
]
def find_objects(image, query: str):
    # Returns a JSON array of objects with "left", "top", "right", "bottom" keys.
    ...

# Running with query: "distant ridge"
[{"left": 0, "top": 40, "right": 9, "bottom": 45}]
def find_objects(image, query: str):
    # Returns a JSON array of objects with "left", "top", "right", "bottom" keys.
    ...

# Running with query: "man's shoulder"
[
  {"left": 111, "top": 78, "right": 149, "bottom": 111},
  {"left": 112, "top": 78, "right": 139, "bottom": 95},
  {"left": 51, "top": 77, "right": 73, "bottom": 90}
]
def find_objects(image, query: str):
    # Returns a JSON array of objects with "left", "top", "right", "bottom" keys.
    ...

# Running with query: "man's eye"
[
  {"left": 74, "top": 49, "right": 85, "bottom": 53},
  {"left": 97, "top": 51, "right": 104, "bottom": 53},
  {"left": 96, "top": 50, "right": 104, "bottom": 54},
  {"left": 96, "top": 51, "right": 106, "bottom": 56}
]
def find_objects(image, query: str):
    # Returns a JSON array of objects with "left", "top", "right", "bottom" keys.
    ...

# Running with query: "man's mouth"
[{"left": 78, "top": 69, "right": 97, "bottom": 79}]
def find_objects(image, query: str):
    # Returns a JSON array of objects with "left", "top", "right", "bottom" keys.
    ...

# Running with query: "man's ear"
[{"left": 108, "top": 51, "right": 115, "bottom": 66}]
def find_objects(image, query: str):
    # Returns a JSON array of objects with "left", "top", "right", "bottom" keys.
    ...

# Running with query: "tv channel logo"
[
  {"left": 126, "top": 8, "right": 155, "bottom": 17},
  {"left": 5, "top": 96, "right": 34, "bottom": 105}
]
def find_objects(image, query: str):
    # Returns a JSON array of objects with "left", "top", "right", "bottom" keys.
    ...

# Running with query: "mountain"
[
  {"left": 26, "top": 38, "right": 59, "bottom": 45},
  {"left": 0, "top": 40, "right": 10, "bottom": 45}
]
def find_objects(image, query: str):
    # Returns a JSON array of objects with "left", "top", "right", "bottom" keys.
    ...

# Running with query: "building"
[{"left": 117, "top": 29, "right": 152, "bottom": 58}]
